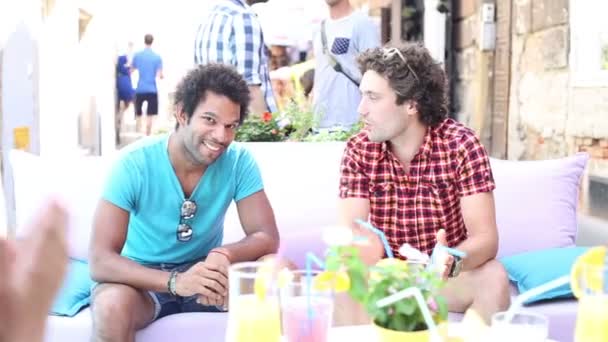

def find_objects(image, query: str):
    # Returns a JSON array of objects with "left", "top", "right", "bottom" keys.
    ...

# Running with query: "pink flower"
[{"left": 427, "top": 297, "right": 438, "bottom": 312}]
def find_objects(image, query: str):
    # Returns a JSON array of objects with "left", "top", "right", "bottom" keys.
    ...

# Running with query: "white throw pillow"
[
  {"left": 222, "top": 142, "right": 346, "bottom": 267},
  {"left": 10, "top": 150, "right": 116, "bottom": 261}
]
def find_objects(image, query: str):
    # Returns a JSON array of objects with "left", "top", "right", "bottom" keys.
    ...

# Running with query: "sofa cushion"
[
  {"left": 45, "top": 308, "right": 228, "bottom": 342},
  {"left": 500, "top": 247, "right": 589, "bottom": 304},
  {"left": 10, "top": 150, "right": 116, "bottom": 261},
  {"left": 222, "top": 142, "right": 346, "bottom": 263},
  {"left": 491, "top": 153, "right": 589, "bottom": 258},
  {"left": 51, "top": 259, "right": 94, "bottom": 316}
]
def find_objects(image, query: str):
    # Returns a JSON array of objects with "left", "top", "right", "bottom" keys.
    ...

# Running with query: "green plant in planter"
[
  {"left": 303, "top": 122, "right": 363, "bottom": 142},
  {"left": 235, "top": 112, "right": 285, "bottom": 142},
  {"left": 280, "top": 100, "right": 316, "bottom": 141},
  {"left": 234, "top": 101, "right": 363, "bottom": 142},
  {"left": 324, "top": 243, "right": 448, "bottom": 333}
]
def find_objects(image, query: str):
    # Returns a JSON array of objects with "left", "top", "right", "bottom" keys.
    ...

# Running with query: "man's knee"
[
  {"left": 91, "top": 284, "right": 153, "bottom": 335},
  {"left": 478, "top": 260, "right": 511, "bottom": 308}
]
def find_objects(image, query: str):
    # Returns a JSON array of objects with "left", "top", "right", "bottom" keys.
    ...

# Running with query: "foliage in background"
[
  {"left": 281, "top": 100, "right": 316, "bottom": 141},
  {"left": 235, "top": 100, "right": 362, "bottom": 142},
  {"left": 235, "top": 112, "right": 284, "bottom": 142}
]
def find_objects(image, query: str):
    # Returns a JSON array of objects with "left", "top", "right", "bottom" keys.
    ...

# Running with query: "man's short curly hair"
[
  {"left": 357, "top": 43, "right": 449, "bottom": 127},
  {"left": 173, "top": 64, "right": 250, "bottom": 130}
]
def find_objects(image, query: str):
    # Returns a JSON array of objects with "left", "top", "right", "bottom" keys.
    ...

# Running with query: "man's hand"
[
  {"left": 433, "top": 229, "right": 454, "bottom": 280},
  {"left": 196, "top": 250, "right": 231, "bottom": 307},
  {"left": 175, "top": 260, "right": 228, "bottom": 302},
  {"left": 0, "top": 199, "right": 69, "bottom": 342}
]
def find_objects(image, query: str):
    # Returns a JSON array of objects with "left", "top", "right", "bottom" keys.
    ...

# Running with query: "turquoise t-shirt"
[{"left": 102, "top": 135, "right": 263, "bottom": 264}]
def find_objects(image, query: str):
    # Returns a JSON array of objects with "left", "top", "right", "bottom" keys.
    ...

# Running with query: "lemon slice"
[
  {"left": 571, "top": 246, "right": 607, "bottom": 298},
  {"left": 254, "top": 261, "right": 276, "bottom": 300},
  {"left": 312, "top": 271, "right": 350, "bottom": 292},
  {"left": 254, "top": 261, "right": 295, "bottom": 300}
]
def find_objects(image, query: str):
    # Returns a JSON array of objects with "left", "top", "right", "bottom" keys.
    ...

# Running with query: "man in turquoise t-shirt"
[{"left": 90, "top": 64, "right": 279, "bottom": 341}]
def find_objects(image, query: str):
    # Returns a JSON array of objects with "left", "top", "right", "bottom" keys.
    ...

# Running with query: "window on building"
[{"left": 570, "top": 0, "right": 608, "bottom": 86}]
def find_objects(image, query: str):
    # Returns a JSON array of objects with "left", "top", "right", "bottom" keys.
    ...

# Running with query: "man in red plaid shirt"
[{"left": 339, "top": 43, "right": 510, "bottom": 322}]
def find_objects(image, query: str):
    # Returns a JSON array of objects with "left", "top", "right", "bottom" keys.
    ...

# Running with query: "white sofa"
[
  {"left": 8, "top": 142, "right": 603, "bottom": 342},
  {"left": 10, "top": 142, "right": 345, "bottom": 342}
]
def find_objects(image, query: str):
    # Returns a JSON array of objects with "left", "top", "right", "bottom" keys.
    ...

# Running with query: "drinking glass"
[
  {"left": 573, "top": 263, "right": 608, "bottom": 342},
  {"left": 281, "top": 270, "right": 334, "bottom": 342},
  {"left": 225, "top": 262, "right": 282, "bottom": 342},
  {"left": 491, "top": 311, "right": 548, "bottom": 342}
]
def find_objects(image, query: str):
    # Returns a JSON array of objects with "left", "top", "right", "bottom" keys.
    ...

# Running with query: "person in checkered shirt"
[
  {"left": 194, "top": 0, "right": 277, "bottom": 116},
  {"left": 338, "top": 43, "right": 510, "bottom": 322}
]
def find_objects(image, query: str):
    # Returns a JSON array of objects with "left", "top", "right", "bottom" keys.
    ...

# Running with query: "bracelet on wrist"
[
  {"left": 167, "top": 270, "right": 179, "bottom": 296},
  {"left": 209, "top": 248, "right": 231, "bottom": 262}
]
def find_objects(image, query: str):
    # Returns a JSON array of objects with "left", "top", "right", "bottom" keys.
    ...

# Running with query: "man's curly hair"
[
  {"left": 357, "top": 43, "right": 449, "bottom": 127},
  {"left": 173, "top": 64, "right": 250, "bottom": 130}
]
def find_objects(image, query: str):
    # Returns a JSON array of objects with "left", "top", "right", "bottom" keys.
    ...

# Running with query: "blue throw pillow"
[
  {"left": 50, "top": 259, "right": 94, "bottom": 316},
  {"left": 500, "top": 246, "right": 589, "bottom": 304}
]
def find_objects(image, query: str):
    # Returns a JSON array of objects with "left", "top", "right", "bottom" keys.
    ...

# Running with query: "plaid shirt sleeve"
[
  {"left": 339, "top": 141, "right": 370, "bottom": 199},
  {"left": 456, "top": 134, "right": 496, "bottom": 197},
  {"left": 194, "top": 10, "right": 235, "bottom": 66},
  {"left": 232, "top": 12, "right": 262, "bottom": 85}
]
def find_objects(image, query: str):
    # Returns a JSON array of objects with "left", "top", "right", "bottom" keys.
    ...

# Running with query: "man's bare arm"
[
  {"left": 248, "top": 85, "right": 268, "bottom": 116},
  {"left": 338, "top": 198, "right": 384, "bottom": 265},
  {"left": 456, "top": 192, "right": 499, "bottom": 270},
  {"left": 219, "top": 190, "right": 279, "bottom": 262},
  {"left": 89, "top": 200, "right": 170, "bottom": 292}
]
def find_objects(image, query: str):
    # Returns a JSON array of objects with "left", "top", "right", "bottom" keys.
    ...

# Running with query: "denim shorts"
[
  {"left": 91, "top": 261, "right": 225, "bottom": 322},
  {"left": 146, "top": 261, "right": 226, "bottom": 321}
]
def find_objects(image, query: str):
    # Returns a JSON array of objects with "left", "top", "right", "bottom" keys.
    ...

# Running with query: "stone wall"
[
  {"left": 508, "top": 0, "right": 571, "bottom": 160},
  {"left": 508, "top": 0, "right": 608, "bottom": 164},
  {"left": 453, "top": 0, "right": 479, "bottom": 129},
  {"left": 452, "top": 0, "right": 608, "bottom": 217},
  {"left": 454, "top": 0, "right": 608, "bottom": 164}
]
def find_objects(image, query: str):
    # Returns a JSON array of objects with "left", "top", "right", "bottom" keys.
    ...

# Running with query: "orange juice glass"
[{"left": 225, "top": 262, "right": 282, "bottom": 342}]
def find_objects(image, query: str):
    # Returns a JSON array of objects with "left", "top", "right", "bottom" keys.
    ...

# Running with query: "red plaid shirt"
[{"left": 339, "top": 118, "right": 495, "bottom": 257}]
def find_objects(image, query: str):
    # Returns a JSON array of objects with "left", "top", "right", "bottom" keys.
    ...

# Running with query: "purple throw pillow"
[{"left": 491, "top": 153, "right": 589, "bottom": 258}]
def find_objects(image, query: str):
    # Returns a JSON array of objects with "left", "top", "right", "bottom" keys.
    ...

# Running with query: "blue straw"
[
  {"left": 427, "top": 244, "right": 467, "bottom": 272},
  {"left": 306, "top": 252, "right": 325, "bottom": 270},
  {"left": 355, "top": 219, "right": 394, "bottom": 258},
  {"left": 304, "top": 253, "right": 325, "bottom": 326}
]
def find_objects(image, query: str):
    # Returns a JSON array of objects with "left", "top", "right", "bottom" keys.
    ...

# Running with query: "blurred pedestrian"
[
  {"left": 194, "top": 0, "right": 277, "bottom": 116},
  {"left": 312, "top": 0, "right": 380, "bottom": 129},
  {"left": 116, "top": 41, "right": 135, "bottom": 145},
  {"left": 132, "top": 34, "right": 164, "bottom": 136}
]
